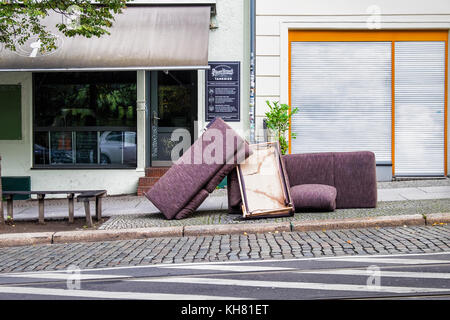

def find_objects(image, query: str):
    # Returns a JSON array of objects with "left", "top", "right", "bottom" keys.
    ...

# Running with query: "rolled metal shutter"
[
  {"left": 394, "top": 41, "right": 445, "bottom": 176},
  {"left": 290, "top": 42, "right": 392, "bottom": 163}
]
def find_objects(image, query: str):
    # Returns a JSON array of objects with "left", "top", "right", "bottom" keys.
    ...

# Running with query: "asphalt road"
[{"left": 0, "top": 251, "right": 449, "bottom": 301}]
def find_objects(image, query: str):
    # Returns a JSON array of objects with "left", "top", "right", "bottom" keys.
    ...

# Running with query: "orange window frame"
[{"left": 288, "top": 30, "right": 449, "bottom": 176}]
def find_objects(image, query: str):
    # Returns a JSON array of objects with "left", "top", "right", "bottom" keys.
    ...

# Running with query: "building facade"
[
  {"left": 0, "top": 0, "right": 449, "bottom": 198},
  {"left": 254, "top": 0, "right": 450, "bottom": 181},
  {"left": 0, "top": 0, "right": 250, "bottom": 196}
]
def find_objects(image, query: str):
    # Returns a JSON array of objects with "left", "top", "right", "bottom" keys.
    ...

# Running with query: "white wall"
[
  {"left": 255, "top": 0, "right": 450, "bottom": 143},
  {"left": 199, "top": 0, "right": 250, "bottom": 140}
]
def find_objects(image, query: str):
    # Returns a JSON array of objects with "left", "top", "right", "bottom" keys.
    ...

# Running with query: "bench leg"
[
  {"left": 68, "top": 194, "right": 75, "bottom": 224},
  {"left": 84, "top": 201, "right": 93, "bottom": 228},
  {"left": 6, "top": 196, "right": 13, "bottom": 221},
  {"left": 95, "top": 196, "right": 103, "bottom": 221},
  {"left": 38, "top": 194, "right": 45, "bottom": 224}
]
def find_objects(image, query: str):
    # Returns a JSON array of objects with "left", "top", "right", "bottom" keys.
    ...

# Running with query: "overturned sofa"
[
  {"left": 228, "top": 151, "right": 377, "bottom": 213},
  {"left": 144, "top": 118, "right": 250, "bottom": 220}
]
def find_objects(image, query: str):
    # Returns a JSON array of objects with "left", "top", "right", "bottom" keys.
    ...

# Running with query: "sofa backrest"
[{"left": 282, "top": 152, "right": 335, "bottom": 187}]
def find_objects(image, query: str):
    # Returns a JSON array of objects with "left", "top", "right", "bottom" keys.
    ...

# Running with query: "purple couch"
[
  {"left": 227, "top": 151, "right": 377, "bottom": 213},
  {"left": 145, "top": 118, "right": 250, "bottom": 220}
]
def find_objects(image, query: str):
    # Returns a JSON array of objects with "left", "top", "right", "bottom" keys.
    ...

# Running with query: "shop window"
[{"left": 33, "top": 72, "right": 137, "bottom": 168}]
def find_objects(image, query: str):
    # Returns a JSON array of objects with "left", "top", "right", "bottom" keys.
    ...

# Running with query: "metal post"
[
  {"left": 0, "top": 156, "right": 3, "bottom": 224},
  {"left": 249, "top": 0, "right": 256, "bottom": 144}
]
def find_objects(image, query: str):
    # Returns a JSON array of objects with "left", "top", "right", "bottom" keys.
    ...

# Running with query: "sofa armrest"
[{"left": 333, "top": 151, "right": 377, "bottom": 208}]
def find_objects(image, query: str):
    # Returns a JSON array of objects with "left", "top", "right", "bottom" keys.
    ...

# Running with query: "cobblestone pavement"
[
  {"left": 0, "top": 225, "right": 449, "bottom": 273},
  {"left": 100, "top": 199, "right": 450, "bottom": 229}
]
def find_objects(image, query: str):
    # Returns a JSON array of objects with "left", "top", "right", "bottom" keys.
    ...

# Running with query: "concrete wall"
[{"left": 255, "top": 0, "right": 450, "bottom": 179}]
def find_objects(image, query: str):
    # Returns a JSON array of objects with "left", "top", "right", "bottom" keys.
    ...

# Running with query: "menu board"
[{"left": 205, "top": 61, "right": 240, "bottom": 122}]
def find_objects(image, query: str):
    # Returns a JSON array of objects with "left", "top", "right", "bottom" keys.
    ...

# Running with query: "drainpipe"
[{"left": 249, "top": 0, "right": 256, "bottom": 143}]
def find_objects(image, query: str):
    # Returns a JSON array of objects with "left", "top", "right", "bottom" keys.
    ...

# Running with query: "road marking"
[
  {"left": 0, "top": 286, "right": 246, "bottom": 300},
  {"left": 296, "top": 269, "right": 450, "bottom": 279},
  {"left": 4, "top": 273, "right": 131, "bottom": 281},
  {"left": 1, "top": 252, "right": 449, "bottom": 277},
  {"left": 130, "top": 277, "right": 450, "bottom": 294},
  {"left": 325, "top": 257, "right": 448, "bottom": 265},
  {"left": 161, "top": 265, "right": 295, "bottom": 272}
]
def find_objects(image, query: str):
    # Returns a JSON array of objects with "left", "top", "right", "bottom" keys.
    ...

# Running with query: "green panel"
[
  {"left": 0, "top": 85, "right": 22, "bottom": 140},
  {"left": 217, "top": 177, "right": 227, "bottom": 189},
  {"left": 1, "top": 177, "right": 31, "bottom": 200}
]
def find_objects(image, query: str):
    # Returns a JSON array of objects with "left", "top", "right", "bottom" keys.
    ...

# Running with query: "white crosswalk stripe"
[
  {"left": 295, "top": 269, "right": 450, "bottom": 279},
  {"left": 4, "top": 273, "right": 130, "bottom": 281},
  {"left": 323, "top": 257, "right": 447, "bottom": 265},
  {"left": 0, "top": 286, "right": 246, "bottom": 300},
  {"left": 129, "top": 277, "right": 450, "bottom": 294},
  {"left": 161, "top": 265, "right": 295, "bottom": 272}
]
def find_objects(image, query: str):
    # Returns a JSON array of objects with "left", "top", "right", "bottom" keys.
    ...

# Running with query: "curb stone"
[
  {"left": 291, "top": 214, "right": 426, "bottom": 232},
  {"left": 183, "top": 222, "right": 291, "bottom": 236},
  {"left": 0, "top": 232, "right": 53, "bottom": 247},
  {"left": 52, "top": 226, "right": 183, "bottom": 244},
  {"left": 2, "top": 213, "right": 450, "bottom": 248},
  {"left": 425, "top": 212, "right": 450, "bottom": 225}
]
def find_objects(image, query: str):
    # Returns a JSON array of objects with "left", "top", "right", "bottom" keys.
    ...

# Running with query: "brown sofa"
[
  {"left": 145, "top": 118, "right": 251, "bottom": 220},
  {"left": 228, "top": 151, "right": 377, "bottom": 213}
]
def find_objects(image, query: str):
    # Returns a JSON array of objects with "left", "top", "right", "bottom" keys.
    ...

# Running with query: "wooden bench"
[{"left": 2, "top": 190, "right": 107, "bottom": 227}]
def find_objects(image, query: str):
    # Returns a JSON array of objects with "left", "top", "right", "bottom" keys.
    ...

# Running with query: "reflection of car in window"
[{"left": 99, "top": 131, "right": 136, "bottom": 165}]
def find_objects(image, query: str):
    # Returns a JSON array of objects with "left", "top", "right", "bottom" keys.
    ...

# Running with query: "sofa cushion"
[
  {"left": 144, "top": 117, "right": 250, "bottom": 220},
  {"left": 282, "top": 152, "right": 334, "bottom": 187},
  {"left": 290, "top": 184, "right": 337, "bottom": 211},
  {"left": 333, "top": 151, "right": 377, "bottom": 208}
]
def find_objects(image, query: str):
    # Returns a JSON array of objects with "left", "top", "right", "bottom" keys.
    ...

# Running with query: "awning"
[{"left": 0, "top": 6, "right": 211, "bottom": 71}]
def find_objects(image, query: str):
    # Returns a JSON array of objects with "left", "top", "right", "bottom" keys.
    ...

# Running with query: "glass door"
[{"left": 150, "top": 70, "right": 198, "bottom": 166}]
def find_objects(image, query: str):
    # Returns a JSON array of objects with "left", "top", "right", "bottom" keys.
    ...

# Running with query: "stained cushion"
[{"left": 290, "top": 184, "right": 337, "bottom": 211}]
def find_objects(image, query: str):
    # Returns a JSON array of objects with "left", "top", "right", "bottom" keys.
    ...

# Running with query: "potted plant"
[{"left": 264, "top": 101, "right": 299, "bottom": 155}]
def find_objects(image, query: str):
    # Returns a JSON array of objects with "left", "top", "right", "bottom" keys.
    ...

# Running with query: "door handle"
[{"left": 152, "top": 112, "right": 160, "bottom": 125}]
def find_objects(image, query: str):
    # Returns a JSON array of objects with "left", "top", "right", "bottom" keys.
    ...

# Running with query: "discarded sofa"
[
  {"left": 228, "top": 151, "right": 377, "bottom": 213},
  {"left": 144, "top": 118, "right": 250, "bottom": 220}
]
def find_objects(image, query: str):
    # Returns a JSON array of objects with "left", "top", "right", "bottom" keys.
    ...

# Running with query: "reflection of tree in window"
[
  {"left": 33, "top": 72, "right": 137, "bottom": 167},
  {"left": 157, "top": 71, "right": 197, "bottom": 128}
]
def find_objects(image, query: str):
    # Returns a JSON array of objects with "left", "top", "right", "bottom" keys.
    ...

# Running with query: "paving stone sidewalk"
[
  {"left": 3, "top": 178, "right": 450, "bottom": 223},
  {"left": 100, "top": 198, "right": 450, "bottom": 230},
  {"left": 0, "top": 225, "right": 448, "bottom": 273}
]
